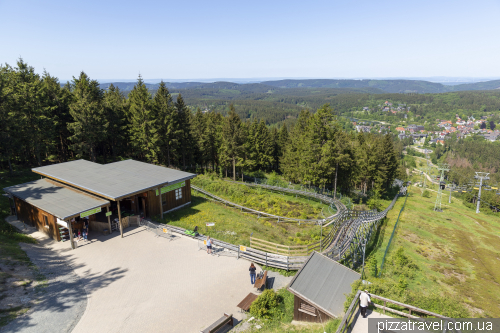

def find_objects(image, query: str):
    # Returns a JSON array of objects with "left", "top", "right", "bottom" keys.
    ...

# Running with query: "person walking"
[
  {"left": 249, "top": 263, "right": 257, "bottom": 285},
  {"left": 359, "top": 290, "right": 371, "bottom": 318},
  {"left": 206, "top": 236, "right": 212, "bottom": 255}
]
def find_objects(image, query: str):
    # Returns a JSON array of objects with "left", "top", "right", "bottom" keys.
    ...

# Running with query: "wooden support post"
[
  {"left": 68, "top": 219, "right": 75, "bottom": 249},
  {"left": 384, "top": 301, "right": 386, "bottom": 314},
  {"left": 106, "top": 205, "right": 112, "bottom": 234},
  {"left": 118, "top": 200, "right": 124, "bottom": 238},
  {"left": 159, "top": 187, "right": 163, "bottom": 219}
]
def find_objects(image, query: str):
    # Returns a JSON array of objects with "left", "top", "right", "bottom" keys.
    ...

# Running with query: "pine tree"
[
  {"left": 381, "top": 134, "right": 399, "bottom": 191},
  {"left": 43, "top": 73, "right": 72, "bottom": 163},
  {"left": 276, "top": 124, "right": 289, "bottom": 170},
  {"left": 128, "top": 75, "right": 156, "bottom": 162},
  {"left": 153, "top": 81, "right": 178, "bottom": 166},
  {"left": 200, "top": 111, "right": 222, "bottom": 171},
  {"left": 281, "top": 110, "right": 310, "bottom": 183},
  {"left": 221, "top": 104, "right": 244, "bottom": 181},
  {"left": 270, "top": 127, "right": 280, "bottom": 170},
  {"left": 103, "top": 84, "right": 127, "bottom": 161},
  {"left": 190, "top": 108, "right": 206, "bottom": 169},
  {"left": 175, "top": 94, "right": 194, "bottom": 169},
  {"left": 68, "top": 71, "right": 107, "bottom": 162},
  {"left": 244, "top": 119, "right": 259, "bottom": 171},
  {"left": 11, "top": 59, "right": 56, "bottom": 166},
  {"left": 255, "top": 120, "right": 274, "bottom": 170},
  {"left": 0, "top": 65, "right": 17, "bottom": 173}
]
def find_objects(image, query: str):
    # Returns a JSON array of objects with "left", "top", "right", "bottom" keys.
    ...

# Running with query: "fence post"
[
  {"left": 265, "top": 253, "right": 267, "bottom": 266},
  {"left": 237, "top": 247, "right": 240, "bottom": 259},
  {"left": 286, "top": 256, "right": 289, "bottom": 271}
]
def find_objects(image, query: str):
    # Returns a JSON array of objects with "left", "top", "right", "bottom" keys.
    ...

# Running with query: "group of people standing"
[{"left": 73, "top": 218, "right": 89, "bottom": 242}]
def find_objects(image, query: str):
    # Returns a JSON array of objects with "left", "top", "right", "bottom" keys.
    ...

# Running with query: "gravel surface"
[
  {"left": 0, "top": 242, "right": 87, "bottom": 333},
  {"left": 265, "top": 270, "right": 294, "bottom": 291}
]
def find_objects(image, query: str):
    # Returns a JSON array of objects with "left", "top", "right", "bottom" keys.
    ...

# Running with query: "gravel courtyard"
[{"left": 7, "top": 221, "right": 261, "bottom": 333}]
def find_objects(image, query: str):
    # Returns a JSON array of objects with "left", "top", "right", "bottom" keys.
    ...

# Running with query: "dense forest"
[
  {"left": 97, "top": 80, "right": 500, "bottom": 128},
  {"left": 171, "top": 89, "right": 500, "bottom": 127},
  {"left": 0, "top": 60, "right": 401, "bottom": 197}
]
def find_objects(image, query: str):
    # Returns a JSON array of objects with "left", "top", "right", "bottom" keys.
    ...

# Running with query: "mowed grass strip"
[{"left": 371, "top": 182, "right": 500, "bottom": 317}]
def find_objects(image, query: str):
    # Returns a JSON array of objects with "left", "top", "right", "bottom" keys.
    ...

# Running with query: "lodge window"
[
  {"left": 175, "top": 188, "right": 182, "bottom": 200},
  {"left": 162, "top": 193, "right": 166, "bottom": 205},
  {"left": 43, "top": 215, "right": 49, "bottom": 228},
  {"left": 299, "top": 302, "right": 317, "bottom": 316}
]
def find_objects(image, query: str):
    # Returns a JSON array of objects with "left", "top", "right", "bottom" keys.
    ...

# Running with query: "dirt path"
[{"left": 1, "top": 218, "right": 87, "bottom": 333}]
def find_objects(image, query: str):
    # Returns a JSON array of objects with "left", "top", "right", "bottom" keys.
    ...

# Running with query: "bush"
[
  {"left": 249, "top": 289, "right": 283, "bottom": 319},
  {"left": 422, "top": 190, "right": 431, "bottom": 198},
  {"left": 367, "top": 191, "right": 383, "bottom": 211},
  {"left": 365, "top": 256, "right": 378, "bottom": 278}
]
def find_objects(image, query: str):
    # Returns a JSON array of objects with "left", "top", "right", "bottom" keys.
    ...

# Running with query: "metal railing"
[
  {"left": 336, "top": 291, "right": 462, "bottom": 333},
  {"left": 138, "top": 180, "right": 405, "bottom": 270}
]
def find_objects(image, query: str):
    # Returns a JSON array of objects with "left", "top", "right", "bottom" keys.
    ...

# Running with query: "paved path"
[
  {"left": 351, "top": 308, "right": 392, "bottom": 333},
  {"left": 1, "top": 218, "right": 87, "bottom": 333},
  {"left": 6, "top": 217, "right": 258, "bottom": 333}
]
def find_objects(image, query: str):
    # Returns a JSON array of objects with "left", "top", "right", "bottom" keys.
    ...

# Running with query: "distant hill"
[
  {"left": 98, "top": 81, "right": 383, "bottom": 97},
  {"left": 261, "top": 79, "right": 450, "bottom": 94},
  {"left": 98, "top": 81, "right": 206, "bottom": 91},
  {"left": 96, "top": 79, "right": 500, "bottom": 95},
  {"left": 450, "top": 80, "right": 500, "bottom": 91}
]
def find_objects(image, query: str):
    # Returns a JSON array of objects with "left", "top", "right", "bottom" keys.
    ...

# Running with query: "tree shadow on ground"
[{"left": 1, "top": 241, "right": 127, "bottom": 333}]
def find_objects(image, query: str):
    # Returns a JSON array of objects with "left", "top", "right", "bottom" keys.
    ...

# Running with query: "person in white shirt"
[
  {"left": 359, "top": 290, "right": 371, "bottom": 318},
  {"left": 206, "top": 236, "right": 212, "bottom": 254}
]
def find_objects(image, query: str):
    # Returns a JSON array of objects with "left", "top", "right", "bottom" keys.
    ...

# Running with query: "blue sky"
[{"left": 1, "top": 0, "right": 499, "bottom": 81}]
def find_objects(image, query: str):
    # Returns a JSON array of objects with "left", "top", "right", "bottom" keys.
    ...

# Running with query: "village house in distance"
[{"left": 3, "top": 159, "right": 196, "bottom": 249}]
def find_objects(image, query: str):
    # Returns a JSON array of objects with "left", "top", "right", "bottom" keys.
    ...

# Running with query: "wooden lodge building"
[
  {"left": 3, "top": 159, "right": 196, "bottom": 248},
  {"left": 287, "top": 252, "right": 360, "bottom": 322}
]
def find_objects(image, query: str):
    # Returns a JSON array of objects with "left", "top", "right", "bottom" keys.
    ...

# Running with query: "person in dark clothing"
[{"left": 249, "top": 263, "right": 257, "bottom": 285}]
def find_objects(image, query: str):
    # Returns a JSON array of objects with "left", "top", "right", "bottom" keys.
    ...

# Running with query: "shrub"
[
  {"left": 422, "top": 190, "right": 431, "bottom": 198},
  {"left": 365, "top": 256, "right": 378, "bottom": 278},
  {"left": 249, "top": 289, "right": 283, "bottom": 319}
]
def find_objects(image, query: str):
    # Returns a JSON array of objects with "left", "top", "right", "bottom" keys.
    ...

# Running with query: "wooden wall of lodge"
[
  {"left": 12, "top": 179, "right": 192, "bottom": 239},
  {"left": 119, "top": 180, "right": 191, "bottom": 218},
  {"left": 14, "top": 197, "right": 60, "bottom": 241},
  {"left": 293, "top": 295, "right": 333, "bottom": 323},
  {"left": 146, "top": 179, "right": 191, "bottom": 217}
]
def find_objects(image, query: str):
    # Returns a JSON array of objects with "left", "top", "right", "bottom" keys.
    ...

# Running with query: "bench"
[
  {"left": 254, "top": 270, "right": 267, "bottom": 291},
  {"left": 200, "top": 313, "right": 233, "bottom": 333},
  {"left": 237, "top": 293, "right": 259, "bottom": 312}
]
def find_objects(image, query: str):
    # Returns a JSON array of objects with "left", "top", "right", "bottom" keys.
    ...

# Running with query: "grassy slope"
[
  {"left": 192, "top": 175, "right": 332, "bottom": 220},
  {"left": 0, "top": 170, "right": 40, "bottom": 327},
  {"left": 368, "top": 181, "right": 500, "bottom": 317},
  {"left": 159, "top": 194, "right": 327, "bottom": 247}
]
